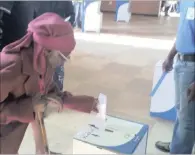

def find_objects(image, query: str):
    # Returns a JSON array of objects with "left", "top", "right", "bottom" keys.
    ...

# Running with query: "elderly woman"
[
  {"left": 0, "top": 13, "right": 97, "bottom": 154},
  {"left": 0, "top": 1, "right": 75, "bottom": 91}
]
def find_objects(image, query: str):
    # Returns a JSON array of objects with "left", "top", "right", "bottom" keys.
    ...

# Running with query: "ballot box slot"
[
  {"left": 89, "top": 124, "right": 115, "bottom": 133},
  {"left": 91, "top": 134, "right": 100, "bottom": 137},
  {"left": 105, "top": 129, "right": 114, "bottom": 132},
  {"left": 88, "top": 124, "right": 99, "bottom": 129}
]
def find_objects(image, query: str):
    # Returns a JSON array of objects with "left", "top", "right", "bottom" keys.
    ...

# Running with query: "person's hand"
[
  {"left": 33, "top": 93, "right": 63, "bottom": 113},
  {"left": 44, "top": 93, "right": 64, "bottom": 112},
  {"left": 187, "top": 82, "right": 195, "bottom": 103},
  {"left": 33, "top": 94, "right": 47, "bottom": 113},
  {"left": 92, "top": 98, "right": 99, "bottom": 113},
  {"left": 61, "top": 91, "right": 99, "bottom": 112},
  {"left": 162, "top": 57, "right": 174, "bottom": 72},
  {"left": 63, "top": 95, "right": 99, "bottom": 113},
  {"left": 63, "top": 91, "right": 73, "bottom": 97}
]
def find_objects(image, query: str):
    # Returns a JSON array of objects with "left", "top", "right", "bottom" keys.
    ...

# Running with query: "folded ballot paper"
[{"left": 95, "top": 93, "right": 107, "bottom": 129}]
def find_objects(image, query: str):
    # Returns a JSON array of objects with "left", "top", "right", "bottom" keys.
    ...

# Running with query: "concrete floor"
[{"left": 19, "top": 14, "right": 179, "bottom": 154}]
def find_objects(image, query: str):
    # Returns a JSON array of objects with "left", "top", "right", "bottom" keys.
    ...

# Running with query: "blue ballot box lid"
[{"left": 74, "top": 115, "right": 149, "bottom": 154}]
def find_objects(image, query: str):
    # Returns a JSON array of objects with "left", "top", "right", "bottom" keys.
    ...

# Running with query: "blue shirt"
[{"left": 176, "top": 0, "right": 195, "bottom": 54}]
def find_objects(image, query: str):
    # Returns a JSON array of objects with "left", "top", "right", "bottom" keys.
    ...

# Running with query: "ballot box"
[
  {"left": 150, "top": 60, "right": 176, "bottom": 121},
  {"left": 82, "top": 0, "right": 103, "bottom": 33},
  {"left": 73, "top": 115, "right": 149, "bottom": 154},
  {"left": 115, "top": 0, "right": 131, "bottom": 22}
]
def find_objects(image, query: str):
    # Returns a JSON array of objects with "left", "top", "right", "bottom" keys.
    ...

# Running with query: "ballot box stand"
[
  {"left": 73, "top": 115, "right": 149, "bottom": 154},
  {"left": 115, "top": 0, "right": 131, "bottom": 23},
  {"left": 82, "top": 0, "right": 103, "bottom": 33},
  {"left": 150, "top": 60, "right": 177, "bottom": 121}
]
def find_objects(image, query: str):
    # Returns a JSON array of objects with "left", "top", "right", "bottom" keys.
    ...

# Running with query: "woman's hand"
[
  {"left": 32, "top": 94, "right": 47, "bottom": 113},
  {"left": 63, "top": 94, "right": 99, "bottom": 113},
  {"left": 63, "top": 91, "right": 73, "bottom": 97},
  {"left": 34, "top": 91, "right": 99, "bottom": 115},
  {"left": 92, "top": 98, "right": 99, "bottom": 113},
  {"left": 44, "top": 93, "right": 64, "bottom": 112},
  {"left": 33, "top": 93, "right": 63, "bottom": 114}
]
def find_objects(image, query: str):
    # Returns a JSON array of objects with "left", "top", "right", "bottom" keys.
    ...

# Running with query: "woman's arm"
[
  {"left": 1, "top": 96, "right": 34, "bottom": 124},
  {"left": 0, "top": 52, "right": 34, "bottom": 124}
]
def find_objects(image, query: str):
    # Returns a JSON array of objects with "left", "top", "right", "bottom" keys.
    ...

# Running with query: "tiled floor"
[
  {"left": 19, "top": 14, "right": 179, "bottom": 154},
  {"left": 101, "top": 13, "right": 179, "bottom": 39}
]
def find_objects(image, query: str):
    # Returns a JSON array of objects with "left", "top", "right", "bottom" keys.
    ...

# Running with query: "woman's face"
[{"left": 45, "top": 50, "right": 67, "bottom": 68}]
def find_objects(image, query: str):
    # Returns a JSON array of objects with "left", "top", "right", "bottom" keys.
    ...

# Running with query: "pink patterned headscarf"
[{"left": 2, "top": 13, "right": 76, "bottom": 94}]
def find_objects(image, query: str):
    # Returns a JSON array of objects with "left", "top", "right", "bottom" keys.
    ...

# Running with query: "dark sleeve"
[
  {"left": 64, "top": 1, "right": 75, "bottom": 17},
  {"left": 0, "top": 10, "right": 3, "bottom": 49},
  {"left": 0, "top": 1, "right": 14, "bottom": 14},
  {"left": 65, "top": 1, "right": 75, "bottom": 26},
  {"left": 53, "top": 1, "right": 75, "bottom": 26},
  {"left": 0, "top": 1, "right": 14, "bottom": 49},
  {"left": 1, "top": 1, "right": 35, "bottom": 48}
]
